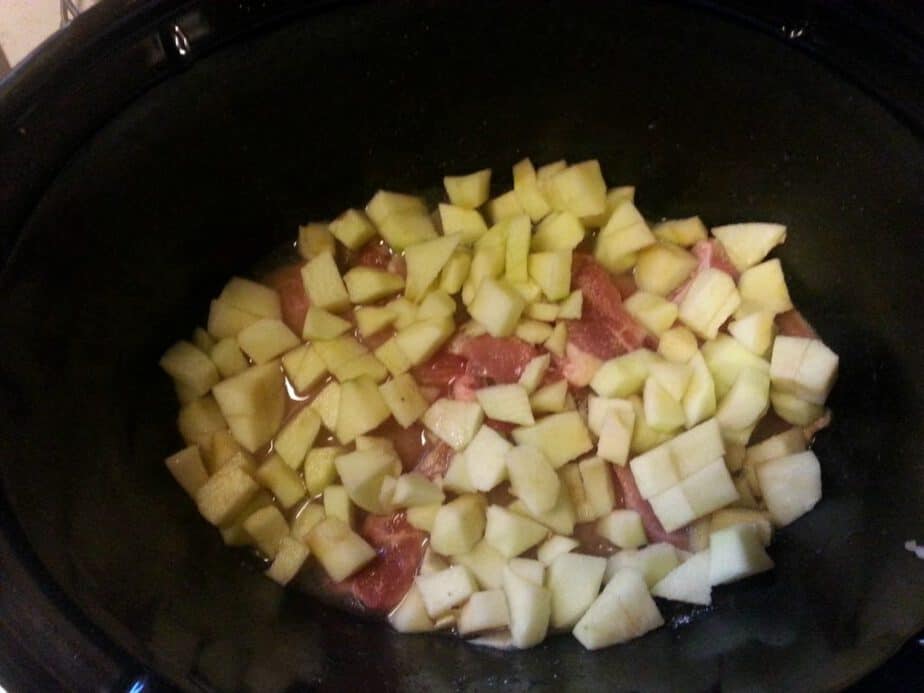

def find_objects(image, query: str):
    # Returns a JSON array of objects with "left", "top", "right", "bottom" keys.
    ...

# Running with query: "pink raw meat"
[{"left": 613, "top": 465, "right": 689, "bottom": 550}]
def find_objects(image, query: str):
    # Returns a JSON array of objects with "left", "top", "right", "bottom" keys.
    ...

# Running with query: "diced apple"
[
  {"left": 582, "top": 186, "right": 635, "bottom": 228},
  {"left": 547, "top": 552, "right": 607, "bottom": 629},
  {"left": 210, "top": 338, "right": 249, "bottom": 379},
  {"left": 416, "top": 565, "right": 478, "bottom": 618},
  {"left": 586, "top": 396, "right": 633, "bottom": 437},
  {"left": 354, "top": 306, "right": 397, "bottom": 339},
  {"left": 301, "top": 252, "right": 350, "bottom": 312},
  {"left": 738, "top": 258, "right": 792, "bottom": 315},
  {"left": 256, "top": 454, "right": 306, "bottom": 509},
  {"left": 366, "top": 190, "right": 427, "bottom": 226},
  {"left": 463, "top": 424, "right": 512, "bottom": 492},
  {"left": 648, "top": 485, "right": 696, "bottom": 532},
  {"left": 746, "top": 427, "right": 806, "bottom": 468},
  {"left": 430, "top": 494, "right": 487, "bottom": 556},
  {"left": 484, "top": 190, "right": 525, "bottom": 224},
  {"left": 658, "top": 326, "right": 699, "bottom": 364},
  {"left": 532, "top": 212, "right": 585, "bottom": 251},
  {"left": 389, "top": 584, "right": 435, "bottom": 633},
  {"left": 527, "top": 250, "right": 572, "bottom": 302},
  {"left": 687, "top": 517, "right": 712, "bottom": 552},
  {"left": 537, "top": 535, "right": 579, "bottom": 565},
  {"left": 309, "top": 381, "right": 340, "bottom": 431},
  {"left": 573, "top": 569, "right": 663, "bottom": 650},
  {"left": 458, "top": 589, "right": 510, "bottom": 635},
  {"left": 392, "top": 473, "right": 445, "bottom": 508},
  {"left": 505, "top": 445, "right": 561, "bottom": 515},
  {"left": 208, "top": 429, "right": 253, "bottom": 473},
  {"left": 378, "top": 373, "right": 428, "bottom": 428},
  {"left": 770, "top": 336, "right": 839, "bottom": 405},
  {"left": 280, "top": 345, "right": 327, "bottom": 393},
  {"left": 590, "top": 349, "right": 660, "bottom": 398},
  {"left": 604, "top": 543, "right": 681, "bottom": 586},
  {"left": 671, "top": 417, "right": 727, "bottom": 477},
  {"left": 308, "top": 517, "right": 376, "bottom": 582},
  {"left": 500, "top": 215, "right": 530, "bottom": 284},
  {"left": 643, "top": 377, "right": 685, "bottom": 432},
  {"left": 328, "top": 208, "right": 376, "bottom": 249},
  {"left": 647, "top": 363, "right": 692, "bottom": 403},
  {"left": 468, "top": 276, "right": 528, "bottom": 336},
  {"left": 237, "top": 319, "right": 300, "bottom": 365},
  {"left": 702, "top": 334, "right": 771, "bottom": 399},
  {"left": 274, "top": 407, "right": 321, "bottom": 468},
  {"left": 712, "top": 223, "right": 786, "bottom": 272},
  {"left": 374, "top": 338, "right": 412, "bottom": 377},
  {"left": 651, "top": 550, "right": 712, "bottom": 605},
  {"left": 615, "top": 399, "right": 660, "bottom": 458},
  {"left": 242, "top": 504, "right": 289, "bottom": 558},
  {"left": 770, "top": 389, "right": 825, "bottom": 425},
  {"left": 710, "top": 508, "right": 773, "bottom": 546},
  {"left": 715, "top": 367, "right": 770, "bottom": 432},
  {"left": 557, "top": 289, "right": 583, "bottom": 320},
  {"left": 444, "top": 169, "right": 491, "bottom": 209},
  {"left": 512, "top": 158, "right": 551, "bottom": 222},
  {"left": 378, "top": 211, "right": 438, "bottom": 251},
  {"left": 343, "top": 266, "right": 405, "bottom": 304},
  {"left": 207, "top": 300, "right": 261, "bottom": 340},
  {"left": 265, "top": 536, "right": 310, "bottom": 585},
  {"left": 297, "top": 223, "right": 336, "bottom": 260},
  {"left": 543, "top": 321, "right": 568, "bottom": 357},
  {"left": 681, "top": 353, "right": 716, "bottom": 428},
  {"left": 212, "top": 362, "right": 285, "bottom": 453},
  {"left": 404, "top": 234, "right": 463, "bottom": 301},
  {"left": 503, "top": 565, "right": 552, "bottom": 649},
  {"left": 677, "top": 458, "right": 739, "bottom": 518},
  {"left": 438, "top": 204, "right": 488, "bottom": 244},
  {"left": 164, "top": 445, "right": 208, "bottom": 496},
  {"left": 452, "top": 539, "right": 507, "bottom": 590},
  {"left": 334, "top": 376, "right": 391, "bottom": 444},
  {"left": 512, "top": 411, "right": 593, "bottom": 468},
  {"left": 625, "top": 292, "right": 679, "bottom": 336},
  {"left": 577, "top": 456, "right": 617, "bottom": 520},
  {"left": 652, "top": 216, "right": 708, "bottom": 247},
  {"left": 709, "top": 523, "right": 774, "bottom": 585},
  {"left": 406, "top": 503, "right": 441, "bottom": 532},
  {"left": 422, "top": 398, "right": 483, "bottom": 450},
  {"left": 629, "top": 446, "right": 678, "bottom": 500},
  {"left": 323, "top": 485, "right": 353, "bottom": 526},
  {"left": 635, "top": 242, "right": 698, "bottom": 296},
  {"left": 508, "top": 486, "right": 577, "bottom": 536},
  {"left": 290, "top": 502, "right": 326, "bottom": 542},
  {"left": 484, "top": 505, "right": 548, "bottom": 558},
  {"left": 195, "top": 465, "right": 259, "bottom": 526},
  {"left": 441, "top": 452, "right": 475, "bottom": 494},
  {"left": 391, "top": 318, "right": 454, "bottom": 371},
  {"left": 529, "top": 380, "right": 569, "bottom": 414},
  {"left": 508, "top": 557, "right": 545, "bottom": 586},
  {"left": 160, "top": 341, "right": 219, "bottom": 398},
  {"left": 518, "top": 354, "right": 551, "bottom": 394},
  {"left": 475, "top": 384, "right": 534, "bottom": 426},
  {"left": 756, "top": 450, "right": 822, "bottom": 526},
  {"left": 597, "top": 510, "right": 647, "bottom": 549},
  {"left": 333, "top": 448, "right": 395, "bottom": 513},
  {"left": 594, "top": 201, "right": 656, "bottom": 272},
  {"left": 678, "top": 268, "right": 741, "bottom": 339},
  {"left": 728, "top": 311, "right": 775, "bottom": 356},
  {"left": 545, "top": 160, "right": 607, "bottom": 217},
  {"left": 415, "top": 291, "right": 455, "bottom": 322},
  {"left": 440, "top": 249, "right": 472, "bottom": 294},
  {"left": 301, "top": 307, "right": 352, "bottom": 341},
  {"left": 218, "top": 277, "right": 282, "bottom": 320}
]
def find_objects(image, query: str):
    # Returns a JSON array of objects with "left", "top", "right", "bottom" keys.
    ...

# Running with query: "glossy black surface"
[{"left": 0, "top": 1, "right": 922, "bottom": 690}]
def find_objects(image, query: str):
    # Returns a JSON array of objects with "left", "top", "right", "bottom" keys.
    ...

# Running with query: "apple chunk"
[
  {"left": 709, "top": 523, "right": 774, "bottom": 585},
  {"left": 430, "top": 494, "right": 486, "bottom": 556},
  {"left": 416, "top": 565, "right": 478, "bottom": 618},
  {"left": 212, "top": 362, "right": 286, "bottom": 453},
  {"left": 505, "top": 445, "right": 561, "bottom": 515},
  {"left": 547, "top": 552, "right": 607, "bottom": 629},
  {"left": 503, "top": 565, "right": 552, "bottom": 649},
  {"left": 307, "top": 517, "right": 376, "bottom": 582},
  {"left": 756, "top": 450, "right": 822, "bottom": 526},
  {"left": 573, "top": 569, "right": 663, "bottom": 650},
  {"left": 651, "top": 550, "right": 712, "bottom": 605}
]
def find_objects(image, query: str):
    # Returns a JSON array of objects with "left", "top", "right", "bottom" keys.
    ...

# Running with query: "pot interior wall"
[{"left": 0, "top": 1, "right": 922, "bottom": 690}]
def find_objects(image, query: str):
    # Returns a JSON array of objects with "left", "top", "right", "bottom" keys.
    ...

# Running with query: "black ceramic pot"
[{"left": 0, "top": 1, "right": 922, "bottom": 690}]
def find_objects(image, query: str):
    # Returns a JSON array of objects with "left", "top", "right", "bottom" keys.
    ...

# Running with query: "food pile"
[{"left": 160, "top": 157, "right": 838, "bottom": 650}]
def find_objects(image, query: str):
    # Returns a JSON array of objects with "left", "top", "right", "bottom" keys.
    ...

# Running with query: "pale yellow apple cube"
[
  {"left": 265, "top": 536, "right": 310, "bottom": 585},
  {"left": 528, "top": 250, "right": 572, "bottom": 301},
  {"left": 379, "top": 373, "right": 428, "bottom": 428},
  {"left": 274, "top": 406, "right": 321, "bottom": 468},
  {"left": 297, "top": 223, "right": 336, "bottom": 260},
  {"left": 301, "top": 252, "right": 350, "bottom": 312},
  {"left": 405, "top": 234, "right": 462, "bottom": 301},
  {"left": 307, "top": 517, "right": 376, "bottom": 582},
  {"left": 256, "top": 454, "right": 306, "bottom": 509},
  {"left": 652, "top": 216, "right": 708, "bottom": 247},
  {"left": 469, "top": 277, "right": 526, "bottom": 337},
  {"left": 394, "top": 317, "right": 455, "bottom": 366},
  {"left": 658, "top": 326, "right": 699, "bottom": 363},
  {"left": 329, "top": 209, "right": 376, "bottom": 250},
  {"left": 301, "top": 306, "right": 352, "bottom": 340},
  {"left": 634, "top": 242, "right": 698, "bottom": 296},
  {"left": 444, "top": 169, "right": 491, "bottom": 209},
  {"left": 512, "top": 411, "right": 593, "bottom": 468},
  {"left": 160, "top": 340, "right": 219, "bottom": 398},
  {"left": 711, "top": 222, "right": 786, "bottom": 272},
  {"left": 195, "top": 465, "right": 259, "bottom": 526},
  {"left": 165, "top": 445, "right": 209, "bottom": 496},
  {"left": 242, "top": 504, "right": 289, "bottom": 558},
  {"left": 334, "top": 376, "right": 391, "bottom": 444},
  {"left": 210, "top": 338, "right": 249, "bottom": 379},
  {"left": 545, "top": 160, "right": 607, "bottom": 217},
  {"left": 430, "top": 494, "right": 487, "bottom": 556},
  {"left": 211, "top": 363, "right": 285, "bottom": 453},
  {"left": 365, "top": 189, "right": 427, "bottom": 226},
  {"left": 531, "top": 211, "right": 585, "bottom": 251},
  {"left": 484, "top": 190, "right": 525, "bottom": 224}
]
